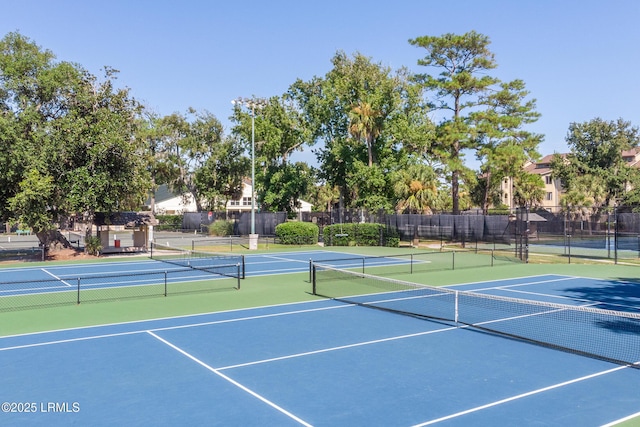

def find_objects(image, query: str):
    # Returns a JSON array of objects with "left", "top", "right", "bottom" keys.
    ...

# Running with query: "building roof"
[
  {"left": 94, "top": 211, "right": 158, "bottom": 227},
  {"left": 524, "top": 154, "right": 566, "bottom": 175}
]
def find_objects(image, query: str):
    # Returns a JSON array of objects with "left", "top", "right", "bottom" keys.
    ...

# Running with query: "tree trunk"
[
  {"left": 36, "top": 229, "right": 74, "bottom": 257},
  {"left": 482, "top": 171, "right": 491, "bottom": 215}
]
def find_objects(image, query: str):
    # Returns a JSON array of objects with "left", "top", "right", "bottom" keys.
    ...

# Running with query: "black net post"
[
  {"left": 77, "top": 277, "right": 81, "bottom": 304},
  {"left": 164, "top": 271, "right": 168, "bottom": 296},
  {"left": 241, "top": 255, "right": 246, "bottom": 279},
  {"left": 237, "top": 264, "right": 241, "bottom": 290},
  {"left": 311, "top": 264, "right": 317, "bottom": 295}
]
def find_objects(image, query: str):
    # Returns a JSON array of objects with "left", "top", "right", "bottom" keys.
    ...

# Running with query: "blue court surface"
[{"left": 1, "top": 252, "right": 640, "bottom": 426}]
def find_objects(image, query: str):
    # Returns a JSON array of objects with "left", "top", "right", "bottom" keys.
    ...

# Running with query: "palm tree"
[
  {"left": 348, "top": 101, "right": 381, "bottom": 167},
  {"left": 393, "top": 164, "right": 438, "bottom": 213},
  {"left": 513, "top": 172, "right": 545, "bottom": 207}
]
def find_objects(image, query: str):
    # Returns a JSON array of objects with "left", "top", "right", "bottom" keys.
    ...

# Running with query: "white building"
[{"left": 152, "top": 180, "right": 312, "bottom": 215}]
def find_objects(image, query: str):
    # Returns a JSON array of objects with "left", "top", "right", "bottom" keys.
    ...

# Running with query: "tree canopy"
[
  {"left": 0, "top": 32, "right": 150, "bottom": 248},
  {"left": 3, "top": 28, "right": 637, "bottom": 242}
]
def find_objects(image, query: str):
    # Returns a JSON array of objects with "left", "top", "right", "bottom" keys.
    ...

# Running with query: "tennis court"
[{"left": 1, "top": 250, "right": 639, "bottom": 425}]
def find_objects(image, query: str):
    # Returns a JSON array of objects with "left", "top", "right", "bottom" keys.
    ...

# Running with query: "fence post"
[
  {"left": 164, "top": 271, "right": 167, "bottom": 297},
  {"left": 309, "top": 259, "right": 312, "bottom": 283},
  {"left": 452, "top": 251, "right": 455, "bottom": 270}
]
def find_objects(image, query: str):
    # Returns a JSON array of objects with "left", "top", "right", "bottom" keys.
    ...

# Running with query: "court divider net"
[
  {"left": 312, "top": 263, "right": 640, "bottom": 368},
  {"left": 150, "top": 242, "right": 245, "bottom": 279}
]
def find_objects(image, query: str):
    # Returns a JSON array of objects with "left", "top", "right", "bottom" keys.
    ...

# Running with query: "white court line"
[
  {"left": 217, "top": 326, "right": 457, "bottom": 371},
  {"left": 470, "top": 276, "right": 576, "bottom": 293},
  {"left": 411, "top": 365, "right": 630, "bottom": 426},
  {"left": 147, "top": 331, "right": 313, "bottom": 427},
  {"left": 40, "top": 268, "right": 73, "bottom": 287},
  {"left": 0, "top": 304, "right": 352, "bottom": 351},
  {"left": 601, "top": 410, "right": 640, "bottom": 427}
]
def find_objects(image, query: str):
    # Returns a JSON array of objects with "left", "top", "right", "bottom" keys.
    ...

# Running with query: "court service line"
[
  {"left": 0, "top": 304, "right": 353, "bottom": 351},
  {"left": 217, "top": 325, "right": 458, "bottom": 371},
  {"left": 470, "top": 276, "right": 576, "bottom": 293},
  {"left": 147, "top": 331, "right": 313, "bottom": 427},
  {"left": 411, "top": 365, "right": 630, "bottom": 427},
  {"left": 259, "top": 255, "right": 311, "bottom": 264},
  {"left": 40, "top": 268, "right": 73, "bottom": 287}
]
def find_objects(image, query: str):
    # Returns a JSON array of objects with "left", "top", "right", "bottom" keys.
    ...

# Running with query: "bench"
[{"left": 16, "top": 229, "right": 32, "bottom": 236}]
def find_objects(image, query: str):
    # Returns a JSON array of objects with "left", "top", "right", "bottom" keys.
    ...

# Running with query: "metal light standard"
[{"left": 231, "top": 97, "right": 267, "bottom": 249}]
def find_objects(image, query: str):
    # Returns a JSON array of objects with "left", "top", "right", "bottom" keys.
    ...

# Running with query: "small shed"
[{"left": 93, "top": 211, "right": 158, "bottom": 253}]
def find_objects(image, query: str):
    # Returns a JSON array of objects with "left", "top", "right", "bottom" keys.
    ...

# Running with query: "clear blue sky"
[{"left": 3, "top": 0, "right": 639, "bottom": 167}]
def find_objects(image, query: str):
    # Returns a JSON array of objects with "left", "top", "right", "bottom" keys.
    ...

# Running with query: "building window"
[
  {"left": 242, "top": 197, "right": 252, "bottom": 206},
  {"left": 545, "top": 175, "right": 552, "bottom": 185},
  {"left": 546, "top": 192, "right": 553, "bottom": 201},
  {"left": 229, "top": 200, "right": 240, "bottom": 206}
]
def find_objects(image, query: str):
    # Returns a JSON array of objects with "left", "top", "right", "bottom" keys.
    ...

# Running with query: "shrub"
[
  {"left": 209, "top": 220, "right": 234, "bottom": 236},
  {"left": 275, "top": 222, "right": 319, "bottom": 245},
  {"left": 85, "top": 236, "right": 103, "bottom": 256},
  {"left": 323, "top": 223, "right": 399, "bottom": 247},
  {"left": 155, "top": 214, "right": 182, "bottom": 231}
]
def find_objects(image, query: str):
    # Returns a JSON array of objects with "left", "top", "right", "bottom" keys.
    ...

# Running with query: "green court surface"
[{"left": 1, "top": 247, "right": 640, "bottom": 337}]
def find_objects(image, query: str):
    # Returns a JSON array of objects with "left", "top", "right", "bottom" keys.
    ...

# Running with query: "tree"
[
  {"left": 230, "top": 95, "right": 314, "bottom": 216},
  {"left": 261, "top": 162, "right": 313, "bottom": 217},
  {"left": 393, "top": 163, "right": 439, "bottom": 213},
  {"left": 512, "top": 172, "right": 545, "bottom": 207},
  {"left": 154, "top": 109, "right": 229, "bottom": 212},
  {"left": 551, "top": 118, "right": 640, "bottom": 208},
  {"left": 471, "top": 79, "right": 542, "bottom": 213},
  {"left": 0, "top": 32, "right": 150, "bottom": 250},
  {"left": 290, "top": 51, "right": 419, "bottom": 212},
  {"left": 195, "top": 136, "right": 249, "bottom": 212},
  {"left": 409, "top": 31, "right": 500, "bottom": 214}
]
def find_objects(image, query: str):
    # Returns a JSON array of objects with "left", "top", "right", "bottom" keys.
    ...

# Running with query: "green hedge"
[
  {"left": 155, "top": 214, "right": 182, "bottom": 231},
  {"left": 323, "top": 223, "right": 399, "bottom": 247},
  {"left": 208, "top": 220, "right": 234, "bottom": 236},
  {"left": 275, "top": 222, "right": 319, "bottom": 245}
]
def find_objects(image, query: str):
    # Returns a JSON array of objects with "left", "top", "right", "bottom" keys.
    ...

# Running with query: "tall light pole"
[{"left": 231, "top": 97, "right": 267, "bottom": 248}]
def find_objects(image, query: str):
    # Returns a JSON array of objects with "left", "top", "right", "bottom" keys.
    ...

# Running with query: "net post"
[
  {"left": 164, "top": 271, "right": 167, "bottom": 296},
  {"left": 312, "top": 264, "right": 317, "bottom": 295},
  {"left": 241, "top": 255, "right": 246, "bottom": 279},
  {"left": 237, "top": 264, "right": 241, "bottom": 290},
  {"left": 77, "top": 278, "right": 81, "bottom": 304},
  {"left": 454, "top": 291, "right": 459, "bottom": 325},
  {"left": 411, "top": 254, "right": 413, "bottom": 274}
]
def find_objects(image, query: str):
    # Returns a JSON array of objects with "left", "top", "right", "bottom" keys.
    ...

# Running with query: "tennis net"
[
  {"left": 150, "top": 243, "right": 245, "bottom": 279},
  {"left": 312, "top": 263, "right": 640, "bottom": 368}
]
